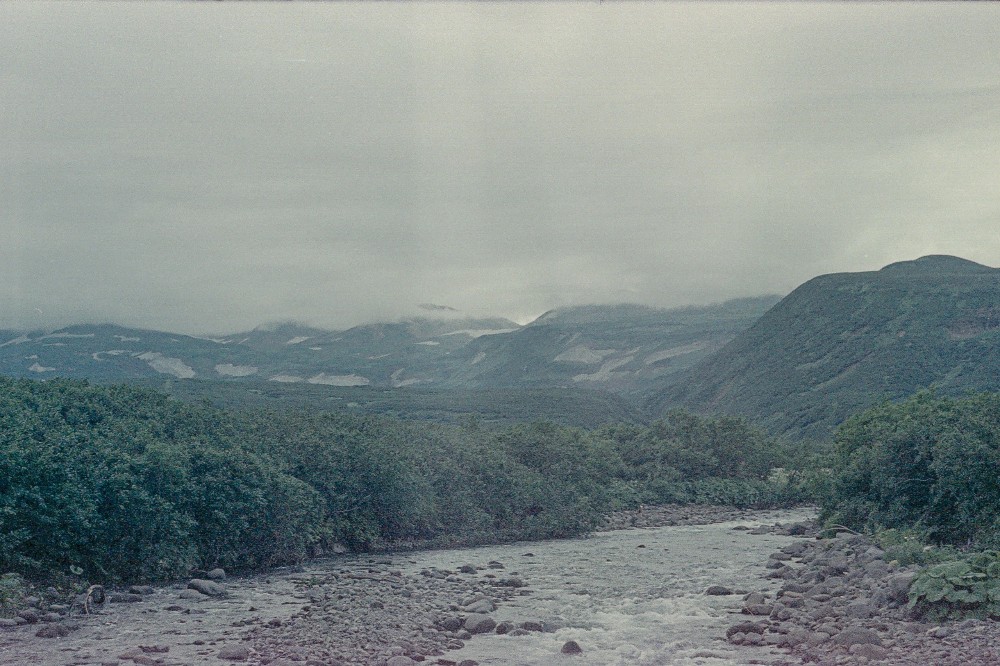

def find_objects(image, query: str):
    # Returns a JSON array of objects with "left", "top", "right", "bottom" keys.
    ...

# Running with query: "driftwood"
[{"left": 75, "top": 584, "right": 105, "bottom": 615}]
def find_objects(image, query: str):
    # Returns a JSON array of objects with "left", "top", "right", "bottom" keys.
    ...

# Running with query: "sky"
[{"left": 2, "top": 3, "right": 999, "bottom": 335}]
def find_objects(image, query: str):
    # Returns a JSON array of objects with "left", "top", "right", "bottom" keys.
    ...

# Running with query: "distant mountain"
[
  {"left": 651, "top": 255, "right": 1000, "bottom": 441},
  {"left": 442, "top": 298, "right": 781, "bottom": 394},
  {"left": 0, "top": 317, "right": 519, "bottom": 388},
  {"left": 0, "top": 298, "right": 778, "bottom": 400}
]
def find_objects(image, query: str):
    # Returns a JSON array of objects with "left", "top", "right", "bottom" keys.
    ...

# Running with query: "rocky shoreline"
[
  {"left": 10, "top": 505, "right": 999, "bottom": 665},
  {"left": 730, "top": 521, "right": 1000, "bottom": 665},
  {"left": 1, "top": 503, "right": 773, "bottom": 665}
]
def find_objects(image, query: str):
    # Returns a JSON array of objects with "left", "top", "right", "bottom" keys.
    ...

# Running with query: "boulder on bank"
[
  {"left": 188, "top": 579, "right": 226, "bottom": 597},
  {"left": 463, "top": 614, "right": 496, "bottom": 634}
]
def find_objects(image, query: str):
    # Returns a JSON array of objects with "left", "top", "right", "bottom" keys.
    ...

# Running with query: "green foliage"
[
  {"left": 907, "top": 552, "right": 1000, "bottom": 620},
  {"left": 822, "top": 391, "right": 1000, "bottom": 547},
  {"left": 0, "top": 376, "right": 797, "bottom": 585},
  {"left": 873, "top": 528, "right": 961, "bottom": 567},
  {"left": 0, "top": 573, "right": 30, "bottom": 618}
]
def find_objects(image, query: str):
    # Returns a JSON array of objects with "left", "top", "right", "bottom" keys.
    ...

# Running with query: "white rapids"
[{"left": 398, "top": 508, "right": 815, "bottom": 666}]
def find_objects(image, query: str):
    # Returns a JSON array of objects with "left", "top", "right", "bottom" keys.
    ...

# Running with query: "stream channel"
[{"left": 0, "top": 508, "right": 815, "bottom": 666}]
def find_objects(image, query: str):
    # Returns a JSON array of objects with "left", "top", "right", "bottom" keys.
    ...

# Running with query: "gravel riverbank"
[{"left": 731, "top": 523, "right": 1000, "bottom": 665}]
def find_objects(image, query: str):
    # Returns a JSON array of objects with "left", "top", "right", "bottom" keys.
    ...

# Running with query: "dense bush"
[
  {"left": 822, "top": 391, "right": 1000, "bottom": 547},
  {"left": 0, "top": 377, "right": 795, "bottom": 584}
]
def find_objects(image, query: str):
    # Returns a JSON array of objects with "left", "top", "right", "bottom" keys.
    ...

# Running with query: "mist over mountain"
[
  {"left": 652, "top": 255, "right": 1000, "bottom": 440},
  {"left": 0, "top": 298, "right": 777, "bottom": 399},
  {"left": 4, "top": 255, "right": 1000, "bottom": 439}
]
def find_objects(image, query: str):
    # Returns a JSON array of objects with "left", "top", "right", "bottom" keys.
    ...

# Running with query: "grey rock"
[
  {"left": 845, "top": 601, "right": 875, "bottom": 619},
  {"left": 888, "top": 571, "right": 917, "bottom": 603},
  {"left": 743, "top": 603, "right": 773, "bottom": 616},
  {"left": 560, "top": 640, "right": 583, "bottom": 655},
  {"left": 206, "top": 568, "right": 226, "bottom": 581},
  {"left": 217, "top": 645, "right": 251, "bottom": 661},
  {"left": 188, "top": 579, "right": 226, "bottom": 597},
  {"left": 497, "top": 577, "right": 526, "bottom": 588},
  {"left": 830, "top": 626, "right": 883, "bottom": 647},
  {"left": 179, "top": 589, "right": 208, "bottom": 601},
  {"left": 464, "top": 614, "right": 496, "bottom": 635},
  {"left": 849, "top": 643, "right": 889, "bottom": 660},
  {"left": 17, "top": 609, "right": 39, "bottom": 623},
  {"left": 437, "top": 616, "right": 463, "bottom": 631},
  {"left": 704, "top": 585, "right": 734, "bottom": 596},
  {"left": 386, "top": 658, "right": 416, "bottom": 666},
  {"left": 36, "top": 623, "right": 74, "bottom": 638},
  {"left": 463, "top": 598, "right": 495, "bottom": 614}
]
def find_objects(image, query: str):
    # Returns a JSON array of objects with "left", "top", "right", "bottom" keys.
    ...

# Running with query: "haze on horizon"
[{"left": 3, "top": 3, "right": 999, "bottom": 336}]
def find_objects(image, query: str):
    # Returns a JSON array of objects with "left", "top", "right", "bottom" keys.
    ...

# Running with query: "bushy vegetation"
[
  {"left": 821, "top": 391, "right": 1000, "bottom": 548},
  {"left": 0, "top": 377, "right": 796, "bottom": 584}
]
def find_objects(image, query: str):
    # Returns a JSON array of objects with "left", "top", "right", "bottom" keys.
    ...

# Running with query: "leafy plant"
[{"left": 908, "top": 552, "right": 1000, "bottom": 620}]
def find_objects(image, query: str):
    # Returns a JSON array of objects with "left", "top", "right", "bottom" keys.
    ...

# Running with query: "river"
[
  {"left": 398, "top": 508, "right": 814, "bottom": 665},
  {"left": 0, "top": 508, "right": 814, "bottom": 666}
]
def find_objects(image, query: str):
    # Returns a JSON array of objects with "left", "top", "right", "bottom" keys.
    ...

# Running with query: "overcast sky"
[{"left": 2, "top": 3, "right": 999, "bottom": 334}]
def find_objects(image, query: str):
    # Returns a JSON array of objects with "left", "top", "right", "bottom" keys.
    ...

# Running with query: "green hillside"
[
  {"left": 137, "top": 379, "right": 642, "bottom": 429},
  {"left": 653, "top": 255, "right": 1000, "bottom": 441}
]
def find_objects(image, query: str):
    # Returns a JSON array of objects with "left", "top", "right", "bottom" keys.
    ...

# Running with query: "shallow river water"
[{"left": 399, "top": 508, "right": 815, "bottom": 666}]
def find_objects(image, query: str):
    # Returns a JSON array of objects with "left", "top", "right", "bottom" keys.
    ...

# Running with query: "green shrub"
[
  {"left": 0, "top": 376, "right": 798, "bottom": 585},
  {"left": 823, "top": 391, "right": 1000, "bottom": 546}
]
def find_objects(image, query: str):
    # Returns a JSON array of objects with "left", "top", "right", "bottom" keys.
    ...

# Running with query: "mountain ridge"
[{"left": 651, "top": 255, "right": 1000, "bottom": 440}]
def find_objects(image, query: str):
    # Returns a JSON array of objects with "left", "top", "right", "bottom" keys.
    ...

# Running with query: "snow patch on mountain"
[
  {"left": 572, "top": 355, "right": 635, "bottom": 383},
  {"left": 0, "top": 335, "right": 30, "bottom": 347},
  {"left": 28, "top": 362, "right": 55, "bottom": 372},
  {"left": 644, "top": 342, "right": 710, "bottom": 364},
  {"left": 391, "top": 368, "right": 422, "bottom": 387},
  {"left": 114, "top": 335, "right": 140, "bottom": 342},
  {"left": 39, "top": 332, "right": 95, "bottom": 340},
  {"left": 470, "top": 351, "right": 487, "bottom": 365},
  {"left": 416, "top": 341, "right": 440, "bottom": 346},
  {"left": 136, "top": 352, "right": 195, "bottom": 379},
  {"left": 307, "top": 373, "right": 370, "bottom": 386},
  {"left": 92, "top": 350, "right": 127, "bottom": 361},
  {"left": 442, "top": 328, "right": 518, "bottom": 338},
  {"left": 215, "top": 364, "right": 258, "bottom": 377},
  {"left": 269, "top": 374, "right": 304, "bottom": 383},
  {"left": 555, "top": 345, "right": 616, "bottom": 364},
  {"left": 286, "top": 336, "right": 310, "bottom": 345}
]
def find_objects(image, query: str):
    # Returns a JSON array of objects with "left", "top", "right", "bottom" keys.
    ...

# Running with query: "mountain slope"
[
  {"left": 0, "top": 299, "right": 777, "bottom": 397},
  {"left": 443, "top": 297, "right": 781, "bottom": 394},
  {"left": 652, "top": 255, "right": 1000, "bottom": 441}
]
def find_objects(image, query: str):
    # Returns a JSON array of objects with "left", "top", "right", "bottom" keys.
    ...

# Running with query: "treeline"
[
  {"left": 821, "top": 391, "right": 1000, "bottom": 548},
  {"left": 0, "top": 377, "right": 803, "bottom": 584}
]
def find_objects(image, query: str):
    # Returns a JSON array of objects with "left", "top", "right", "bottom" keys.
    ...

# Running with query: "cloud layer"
[{"left": 3, "top": 3, "right": 999, "bottom": 333}]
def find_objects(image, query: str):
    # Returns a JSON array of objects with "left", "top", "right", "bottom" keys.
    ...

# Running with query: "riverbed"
[{"left": 0, "top": 508, "right": 815, "bottom": 666}]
